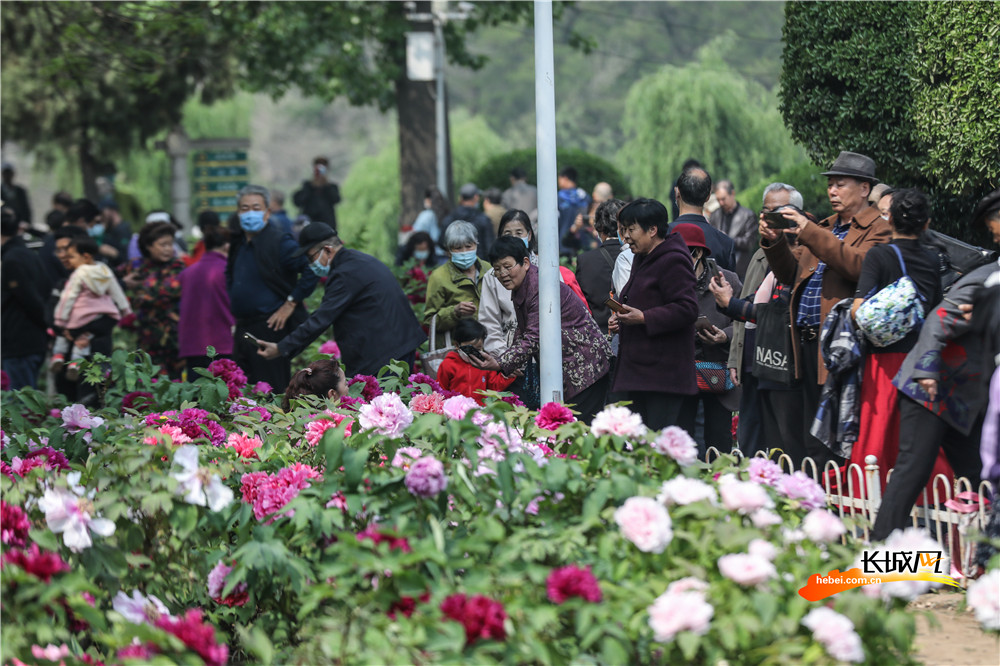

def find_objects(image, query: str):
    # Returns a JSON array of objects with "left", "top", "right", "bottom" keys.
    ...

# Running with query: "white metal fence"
[{"left": 704, "top": 448, "right": 995, "bottom": 585}]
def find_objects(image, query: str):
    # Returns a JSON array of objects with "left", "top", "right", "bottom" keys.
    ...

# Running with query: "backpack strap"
[
  {"left": 890, "top": 243, "right": 925, "bottom": 302},
  {"left": 599, "top": 246, "right": 616, "bottom": 270}
]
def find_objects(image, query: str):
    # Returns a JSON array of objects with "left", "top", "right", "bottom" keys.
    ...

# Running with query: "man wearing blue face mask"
[
  {"left": 226, "top": 184, "right": 319, "bottom": 392},
  {"left": 256, "top": 223, "right": 426, "bottom": 377}
]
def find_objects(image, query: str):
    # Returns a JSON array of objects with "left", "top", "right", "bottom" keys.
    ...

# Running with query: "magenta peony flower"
[
  {"left": 154, "top": 609, "right": 229, "bottom": 666},
  {"left": 648, "top": 589, "right": 714, "bottom": 642},
  {"left": 407, "top": 372, "right": 443, "bottom": 393},
  {"left": 2, "top": 543, "right": 70, "bottom": 582},
  {"left": 208, "top": 359, "right": 246, "bottom": 387},
  {"left": 1, "top": 501, "right": 30, "bottom": 547},
  {"left": 442, "top": 394, "right": 479, "bottom": 421},
  {"left": 318, "top": 339, "right": 342, "bottom": 358},
  {"left": 404, "top": 455, "right": 448, "bottom": 498},
  {"left": 118, "top": 643, "right": 159, "bottom": 660},
  {"left": 590, "top": 405, "right": 647, "bottom": 441},
  {"left": 348, "top": 374, "right": 383, "bottom": 401},
  {"left": 801, "top": 508, "right": 846, "bottom": 543},
  {"left": 717, "top": 553, "right": 776, "bottom": 587},
  {"left": 656, "top": 477, "right": 718, "bottom": 507},
  {"left": 358, "top": 393, "right": 413, "bottom": 438},
  {"left": 207, "top": 560, "right": 248, "bottom": 607},
  {"left": 122, "top": 391, "right": 155, "bottom": 412},
  {"left": 535, "top": 402, "right": 576, "bottom": 430},
  {"left": 614, "top": 496, "right": 673, "bottom": 553},
  {"left": 0, "top": 369, "right": 9, "bottom": 391},
  {"left": 651, "top": 426, "right": 698, "bottom": 466},
  {"left": 747, "top": 457, "right": 783, "bottom": 486},
  {"left": 440, "top": 594, "right": 507, "bottom": 645},
  {"left": 546, "top": 565, "right": 602, "bottom": 603},
  {"left": 410, "top": 391, "right": 446, "bottom": 414},
  {"left": 356, "top": 526, "right": 412, "bottom": 552},
  {"left": 500, "top": 393, "right": 525, "bottom": 407},
  {"left": 391, "top": 446, "right": 423, "bottom": 469},
  {"left": 775, "top": 471, "right": 826, "bottom": 509},
  {"left": 252, "top": 381, "right": 273, "bottom": 394},
  {"left": 25, "top": 446, "right": 70, "bottom": 471},
  {"left": 719, "top": 478, "right": 774, "bottom": 515},
  {"left": 802, "top": 607, "right": 865, "bottom": 663},
  {"left": 337, "top": 395, "right": 365, "bottom": 410}
]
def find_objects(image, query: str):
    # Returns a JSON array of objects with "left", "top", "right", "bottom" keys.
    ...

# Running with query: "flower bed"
[{"left": 0, "top": 350, "right": 963, "bottom": 664}]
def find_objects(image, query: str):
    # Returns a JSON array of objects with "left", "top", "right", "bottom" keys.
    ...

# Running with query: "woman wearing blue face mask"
[{"left": 423, "top": 221, "right": 489, "bottom": 350}]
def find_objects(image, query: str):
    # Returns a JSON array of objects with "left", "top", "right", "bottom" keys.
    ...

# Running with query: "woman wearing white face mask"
[{"left": 422, "top": 221, "right": 490, "bottom": 350}]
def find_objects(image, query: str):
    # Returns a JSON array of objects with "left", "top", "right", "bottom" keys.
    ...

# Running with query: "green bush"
[
  {"left": 736, "top": 161, "right": 832, "bottom": 221},
  {"left": 473, "top": 147, "right": 631, "bottom": 201}
]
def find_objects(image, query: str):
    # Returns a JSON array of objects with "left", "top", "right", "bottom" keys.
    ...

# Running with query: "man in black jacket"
[
  {"left": 227, "top": 185, "right": 319, "bottom": 392},
  {"left": 292, "top": 157, "right": 341, "bottom": 231},
  {"left": 1, "top": 207, "right": 49, "bottom": 389},
  {"left": 256, "top": 223, "right": 426, "bottom": 377}
]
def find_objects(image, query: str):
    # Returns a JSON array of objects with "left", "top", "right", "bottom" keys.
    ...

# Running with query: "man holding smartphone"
[{"left": 293, "top": 156, "right": 341, "bottom": 231}]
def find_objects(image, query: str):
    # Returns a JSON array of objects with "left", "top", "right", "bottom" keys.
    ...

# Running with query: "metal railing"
[{"left": 704, "top": 447, "right": 995, "bottom": 585}]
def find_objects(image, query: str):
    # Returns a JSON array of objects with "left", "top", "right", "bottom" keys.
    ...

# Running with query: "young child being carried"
[
  {"left": 437, "top": 319, "right": 516, "bottom": 405},
  {"left": 51, "top": 236, "right": 132, "bottom": 380}
]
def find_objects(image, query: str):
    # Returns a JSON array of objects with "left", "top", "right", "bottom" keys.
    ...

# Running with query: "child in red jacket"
[{"left": 437, "top": 319, "right": 516, "bottom": 404}]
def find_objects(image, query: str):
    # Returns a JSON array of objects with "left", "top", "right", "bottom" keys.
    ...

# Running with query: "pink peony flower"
[
  {"left": 229, "top": 398, "right": 271, "bottom": 422},
  {"left": 651, "top": 426, "right": 698, "bottom": 466},
  {"left": 305, "top": 412, "right": 352, "bottom": 446},
  {"left": 207, "top": 560, "right": 248, "bottom": 607},
  {"left": 747, "top": 458, "right": 783, "bottom": 486},
  {"left": 61, "top": 404, "right": 104, "bottom": 441},
  {"left": 590, "top": 405, "right": 647, "bottom": 441},
  {"left": 656, "top": 477, "right": 717, "bottom": 507},
  {"left": 2, "top": 544, "right": 70, "bottom": 582},
  {"left": 240, "top": 464, "right": 321, "bottom": 523},
  {"left": 37, "top": 472, "right": 116, "bottom": 551},
  {"left": 546, "top": 565, "right": 602, "bottom": 603},
  {"left": 157, "top": 424, "right": 192, "bottom": 445},
  {"left": 775, "top": 471, "right": 826, "bottom": 509},
  {"left": 118, "top": 643, "right": 159, "bottom": 660},
  {"left": 1, "top": 501, "right": 31, "bottom": 547},
  {"left": 614, "top": 496, "right": 673, "bottom": 553},
  {"left": 717, "top": 553, "right": 776, "bottom": 587},
  {"left": 647, "top": 589, "right": 714, "bottom": 642},
  {"left": 326, "top": 491, "right": 348, "bottom": 510},
  {"left": 967, "top": 569, "right": 1000, "bottom": 631},
  {"left": 225, "top": 432, "right": 262, "bottom": 459},
  {"left": 750, "top": 508, "right": 783, "bottom": 528},
  {"left": 391, "top": 446, "right": 423, "bottom": 469},
  {"left": 665, "top": 577, "right": 709, "bottom": 595},
  {"left": 442, "top": 394, "right": 479, "bottom": 421},
  {"left": 405, "top": 456, "right": 448, "bottom": 498},
  {"left": 358, "top": 393, "right": 413, "bottom": 438},
  {"left": 410, "top": 392, "right": 446, "bottom": 414},
  {"left": 747, "top": 538, "right": 778, "bottom": 561},
  {"left": 113, "top": 590, "right": 172, "bottom": 624},
  {"left": 535, "top": 402, "right": 576, "bottom": 430},
  {"left": 476, "top": 421, "right": 525, "bottom": 461},
  {"left": 154, "top": 609, "right": 229, "bottom": 666},
  {"left": 440, "top": 594, "right": 507, "bottom": 646},
  {"left": 802, "top": 607, "right": 865, "bottom": 663},
  {"left": 31, "top": 645, "right": 70, "bottom": 662},
  {"left": 719, "top": 478, "right": 774, "bottom": 514},
  {"left": 318, "top": 340, "right": 342, "bottom": 358},
  {"left": 801, "top": 509, "right": 846, "bottom": 543},
  {"left": 252, "top": 381, "right": 273, "bottom": 394}
]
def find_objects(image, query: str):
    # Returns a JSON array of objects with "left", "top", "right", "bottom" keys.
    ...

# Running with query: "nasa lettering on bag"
[{"left": 755, "top": 346, "right": 787, "bottom": 371}]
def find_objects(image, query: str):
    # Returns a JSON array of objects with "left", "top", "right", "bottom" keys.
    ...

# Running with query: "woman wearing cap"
[
  {"left": 609, "top": 198, "right": 700, "bottom": 430},
  {"left": 423, "top": 220, "right": 490, "bottom": 350},
  {"left": 674, "top": 223, "right": 743, "bottom": 453}
]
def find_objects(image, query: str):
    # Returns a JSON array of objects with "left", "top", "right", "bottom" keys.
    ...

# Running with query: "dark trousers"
[
  {"left": 678, "top": 393, "right": 733, "bottom": 457},
  {"left": 2, "top": 355, "right": 43, "bottom": 390},
  {"left": 871, "top": 395, "right": 984, "bottom": 541},
  {"left": 800, "top": 336, "right": 844, "bottom": 467},
  {"left": 736, "top": 373, "right": 763, "bottom": 457},
  {"left": 52, "top": 315, "right": 115, "bottom": 402},
  {"left": 233, "top": 308, "right": 306, "bottom": 394},
  {"left": 627, "top": 391, "right": 686, "bottom": 431},
  {"left": 760, "top": 387, "right": 808, "bottom": 466},
  {"left": 570, "top": 373, "right": 611, "bottom": 425}
]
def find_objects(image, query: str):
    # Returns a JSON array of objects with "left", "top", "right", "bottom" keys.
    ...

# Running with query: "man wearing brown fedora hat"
[{"left": 759, "top": 151, "right": 891, "bottom": 465}]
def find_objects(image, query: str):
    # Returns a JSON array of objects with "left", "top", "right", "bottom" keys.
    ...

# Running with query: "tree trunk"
[{"left": 79, "top": 133, "right": 99, "bottom": 203}]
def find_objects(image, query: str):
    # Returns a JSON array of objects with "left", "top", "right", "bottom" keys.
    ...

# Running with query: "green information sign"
[{"left": 192, "top": 150, "right": 249, "bottom": 214}]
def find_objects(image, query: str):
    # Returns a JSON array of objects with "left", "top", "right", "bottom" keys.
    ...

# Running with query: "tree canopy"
[{"left": 779, "top": 1, "right": 1000, "bottom": 239}]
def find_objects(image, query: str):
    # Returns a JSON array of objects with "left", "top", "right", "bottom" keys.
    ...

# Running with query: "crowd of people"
[{"left": 3, "top": 151, "right": 999, "bottom": 536}]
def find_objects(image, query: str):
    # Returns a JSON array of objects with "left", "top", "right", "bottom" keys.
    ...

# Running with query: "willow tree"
[{"left": 617, "top": 38, "right": 804, "bottom": 209}]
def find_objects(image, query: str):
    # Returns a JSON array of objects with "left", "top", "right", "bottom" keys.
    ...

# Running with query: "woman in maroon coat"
[{"left": 609, "top": 198, "right": 699, "bottom": 430}]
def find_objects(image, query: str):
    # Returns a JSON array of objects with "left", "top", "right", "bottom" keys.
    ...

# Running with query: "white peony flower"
[
  {"left": 171, "top": 445, "right": 233, "bottom": 512},
  {"left": 37, "top": 472, "right": 115, "bottom": 552}
]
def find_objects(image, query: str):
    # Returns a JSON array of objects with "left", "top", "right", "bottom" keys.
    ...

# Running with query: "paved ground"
[{"left": 911, "top": 591, "right": 999, "bottom": 665}]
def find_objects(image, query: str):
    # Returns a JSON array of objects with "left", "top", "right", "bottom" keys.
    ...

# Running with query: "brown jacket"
[{"left": 762, "top": 206, "right": 891, "bottom": 383}]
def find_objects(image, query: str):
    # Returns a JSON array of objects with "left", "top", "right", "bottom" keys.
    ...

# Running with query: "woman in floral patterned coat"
[{"left": 121, "top": 221, "right": 186, "bottom": 377}]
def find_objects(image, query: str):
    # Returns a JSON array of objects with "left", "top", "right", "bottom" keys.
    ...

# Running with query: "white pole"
[
  {"left": 534, "top": 0, "right": 563, "bottom": 404},
  {"left": 433, "top": 18, "right": 448, "bottom": 199}
]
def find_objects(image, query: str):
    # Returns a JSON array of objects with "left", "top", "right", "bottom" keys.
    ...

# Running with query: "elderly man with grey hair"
[
  {"left": 226, "top": 184, "right": 319, "bottom": 392},
  {"left": 423, "top": 220, "right": 490, "bottom": 349}
]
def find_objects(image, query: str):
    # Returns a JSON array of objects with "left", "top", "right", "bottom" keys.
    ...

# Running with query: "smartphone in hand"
[
  {"left": 459, "top": 344, "right": 486, "bottom": 361},
  {"left": 704, "top": 257, "right": 721, "bottom": 279},
  {"left": 604, "top": 297, "right": 626, "bottom": 314},
  {"left": 243, "top": 331, "right": 266, "bottom": 347}
]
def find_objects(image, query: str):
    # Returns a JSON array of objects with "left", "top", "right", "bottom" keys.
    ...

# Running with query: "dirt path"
[{"left": 911, "top": 591, "right": 999, "bottom": 665}]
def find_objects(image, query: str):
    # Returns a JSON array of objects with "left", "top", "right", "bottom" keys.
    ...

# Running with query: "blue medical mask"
[
  {"left": 88, "top": 223, "right": 105, "bottom": 238},
  {"left": 309, "top": 249, "right": 330, "bottom": 277},
  {"left": 414, "top": 249, "right": 430, "bottom": 261},
  {"left": 451, "top": 250, "right": 478, "bottom": 270},
  {"left": 520, "top": 237, "right": 531, "bottom": 249},
  {"left": 239, "top": 210, "right": 266, "bottom": 232}
]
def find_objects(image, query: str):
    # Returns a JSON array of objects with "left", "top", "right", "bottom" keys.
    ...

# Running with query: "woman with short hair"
[{"left": 423, "top": 220, "right": 489, "bottom": 348}]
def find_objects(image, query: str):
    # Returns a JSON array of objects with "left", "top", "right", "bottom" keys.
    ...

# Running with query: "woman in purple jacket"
[
  {"left": 178, "top": 226, "right": 236, "bottom": 371},
  {"left": 609, "top": 198, "right": 699, "bottom": 430},
  {"left": 470, "top": 236, "right": 611, "bottom": 423}
]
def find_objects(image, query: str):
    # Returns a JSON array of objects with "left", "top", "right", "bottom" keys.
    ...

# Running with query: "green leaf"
[{"left": 677, "top": 631, "right": 701, "bottom": 661}]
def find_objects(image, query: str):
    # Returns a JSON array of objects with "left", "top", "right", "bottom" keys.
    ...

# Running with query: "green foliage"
[
  {"left": 473, "top": 147, "right": 632, "bottom": 201},
  {"left": 736, "top": 160, "right": 833, "bottom": 221},
  {"left": 779, "top": 1, "right": 1000, "bottom": 241},
  {"left": 618, "top": 40, "right": 805, "bottom": 209},
  {"left": 0, "top": 350, "right": 926, "bottom": 665}
]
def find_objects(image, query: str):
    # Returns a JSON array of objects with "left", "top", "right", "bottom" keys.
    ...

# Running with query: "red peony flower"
[
  {"left": 1, "top": 501, "right": 31, "bottom": 548},
  {"left": 546, "top": 565, "right": 602, "bottom": 604},
  {"left": 534, "top": 402, "right": 576, "bottom": 430},
  {"left": 356, "top": 526, "right": 411, "bottom": 553},
  {"left": 3, "top": 543, "right": 71, "bottom": 582},
  {"left": 388, "top": 591, "right": 431, "bottom": 619},
  {"left": 154, "top": 609, "right": 228, "bottom": 666},
  {"left": 122, "top": 391, "right": 155, "bottom": 412},
  {"left": 440, "top": 593, "right": 507, "bottom": 645}
]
